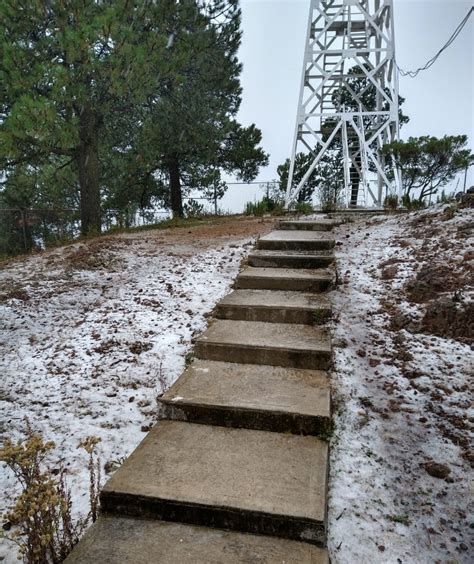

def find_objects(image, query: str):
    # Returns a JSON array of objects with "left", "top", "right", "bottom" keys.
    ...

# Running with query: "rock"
[
  {"left": 389, "top": 311, "right": 413, "bottom": 331},
  {"left": 380, "top": 257, "right": 400, "bottom": 268},
  {"left": 459, "top": 190, "right": 474, "bottom": 208},
  {"left": 457, "top": 221, "right": 474, "bottom": 237},
  {"left": 381, "top": 265, "right": 398, "bottom": 280},
  {"left": 422, "top": 461, "right": 451, "bottom": 480},
  {"left": 442, "top": 205, "right": 457, "bottom": 220},
  {"left": 129, "top": 341, "right": 153, "bottom": 354},
  {"left": 403, "top": 369, "right": 423, "bottom": 380}
]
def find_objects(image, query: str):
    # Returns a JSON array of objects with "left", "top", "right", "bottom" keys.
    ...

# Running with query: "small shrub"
[
  {"left": 183, "top": 199, "right": 205, "bottom": 218},
  {"left": 244, "top": 197, "right": 283, "bottom": 217},
  {"left": 321, "top": 201, "right": 337, "bottom": 213},
  {"left": 383, "top": 194, "right": 399, "bottom": 210},
  {"left": 437, "top": 189, "right": 452, "bottom": 204},
  {"left": 442, "top": 205, "right": 457, "bottom": 221},
  {"left": 270, "top": 201, "right": 285, "bottom": 215},
  {"left": 401, "top": 193, "right": 425, "bottom": 210},
  {"left": 387, "top": 513, "right": 411, "bottom": 526},
  {"left": 293, "top": 201, "right": 313, "bottom": 214},
  {"left": 0, "top": 285, "right": 30, "bottom": 303},
  {"left": 0, "top": 423, "right": 101, "bottom": 563},
  {"left": 156, "top": 361, "right": 170, "bottom": 398},
  {"left": 244, "top": 200, "right": 267, "bottom": 217},
  {"left": 77, "top": 437, "right": 101, "bottom": 523}
]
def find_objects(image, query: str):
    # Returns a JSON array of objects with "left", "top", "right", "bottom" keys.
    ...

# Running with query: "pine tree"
[
  {"left": 1, "top": 1, "right": 268, "bottom": 227},
  {"left": 381, "top": 135, "right": 473, "bottom": 202},
  {"left": 0, "top": 1, "right": 181, "bottom": 234},
  {"left": 123, "top": 1, "right": 268, "bottom": 217}
]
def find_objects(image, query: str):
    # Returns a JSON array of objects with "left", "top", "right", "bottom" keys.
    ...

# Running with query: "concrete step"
[
  {"left": 248, "top": 249, "right": 334, "bottom": 269},
  {"left": 158, "top": 359, "right": 331, "bottom": 436},
  {"left": 278, "top": 219, "right": 337, "bottom": 231},
  {"left": 66, "top": 516, "right": 329, "bottom": 563},
  {"left": 216, "top": 289, "right": 331, "bottom": 324},
  {"left": 236, "top": 266, "right": 335, "bottom": 292},
  {"left": 100, "top": 421, "right": 329, "bottom": 545},
  {"left": 258, "top": 230, "right": 335, "bottom": 251},
  {"left": 195, "top": 320, "right": 332, "bottom": 370}
]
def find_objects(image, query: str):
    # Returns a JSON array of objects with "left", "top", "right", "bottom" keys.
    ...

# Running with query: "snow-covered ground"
[
  {"left": 0, "top": 218, "right": 272, "bottom": 562},
  {"left": 1, "top": 209, "right": 472, "bottom": 563},
  {"left": 327, "top": 205, "right": 473, "bottom": 563}
]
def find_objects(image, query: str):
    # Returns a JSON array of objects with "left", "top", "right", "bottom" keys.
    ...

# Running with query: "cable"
[{"left": 397, "top": 7, "right": 473, "bottom": 78}]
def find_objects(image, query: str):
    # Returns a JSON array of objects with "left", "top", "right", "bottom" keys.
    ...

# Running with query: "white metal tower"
[{"left": 285, "top": 0, "right": 401, "bottom": 208}]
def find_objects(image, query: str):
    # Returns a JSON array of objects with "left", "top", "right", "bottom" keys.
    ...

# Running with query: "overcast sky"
[{"left": 221, "top": 0, "right": 474, "bottom": 210}]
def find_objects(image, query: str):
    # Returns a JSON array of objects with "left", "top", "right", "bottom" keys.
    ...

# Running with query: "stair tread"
[
  {"left": 250, "top": 249, "right": 334, "bottom": 258},
  {"left": 236, "top": 267, "right": 335, "bottom": 292},
  {"left": 278, "top": 219, "right": 337, "bottom": 231},
  {"left": 248, "top": 250, "right": 334, "bottom": 270},
  {"left": 238, "top": 266, "right": 334, "bottom": 281},
  {"left": 218, "top": 289, "right": 330, "bottom": 311},
  {"left": 66, "top": 516, "right": 329, "bottom": 564},
  {"left": 260, "top": 230, "right": 335, "bottom": 242},
  {"left": 160, "top": 359, "right": 330, "bottom": 419},
  {"left": 101, "top": 421, "right": 328, "bottom": 525},
  {"left": 257, "top": 230, "right": 335, "bottom": 251},
  {"left": 196, "top": 320, "right": 331, "bottom": 353}
]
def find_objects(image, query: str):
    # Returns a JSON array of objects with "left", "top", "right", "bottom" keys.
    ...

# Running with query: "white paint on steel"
[{"left": 285, "top": 0, "right": 401, "bottom": 208}]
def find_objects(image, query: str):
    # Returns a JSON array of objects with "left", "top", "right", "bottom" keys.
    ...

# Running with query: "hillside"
[
  {"left": 328, "top": 204, "right": 473, "bottom": 563},
  {"left": 0, "top": 217, "right": 274, "bottom": 562},
  {"left": 1, "top": 207, "right": 472, "bottom": 563}
]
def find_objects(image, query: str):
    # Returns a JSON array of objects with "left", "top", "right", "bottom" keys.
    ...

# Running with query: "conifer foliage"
[{"left": 0, "top": 1, "right": 268, "bottom": 236}]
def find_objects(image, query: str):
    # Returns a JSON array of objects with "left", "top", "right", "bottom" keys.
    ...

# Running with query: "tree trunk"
[
  {"left": 168, "top": 156, "right": 184, "bottom": 218},
  {"left": 77, "top": 104, "right": 101, "bottom": 235}
]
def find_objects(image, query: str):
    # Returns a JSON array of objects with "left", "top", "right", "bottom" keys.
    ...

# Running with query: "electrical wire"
[{"left": 397, "top": 7, "right": 473, "bottom": 78}]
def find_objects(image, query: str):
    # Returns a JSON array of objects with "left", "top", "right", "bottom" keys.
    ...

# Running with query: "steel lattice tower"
[{"left": 285, "top": 0, "right": 401, "bottom": 208}]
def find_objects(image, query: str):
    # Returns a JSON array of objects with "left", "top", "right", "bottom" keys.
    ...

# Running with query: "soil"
[
  {"left": 1, "top": 216, "right": 276, "bottom": 272},
  {"left": 328, "top": 206, "right": 473, "bottom": 564},
  {"left": 0, "top": 214, "right": 277, "bottom": 564},
  {"left": 421, "top": 298, "right": 474, "bottom": 344},
  {"left": 118, "top": 216, "right": 276, "bottom": 248},
  {"left": 406, "top": 263, "right": 467, "bottom": 304}
]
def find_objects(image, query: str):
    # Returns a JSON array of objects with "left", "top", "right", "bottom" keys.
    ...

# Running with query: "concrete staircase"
[{"left": 67, "top": 218, "right": 336, "bottom": 563}]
